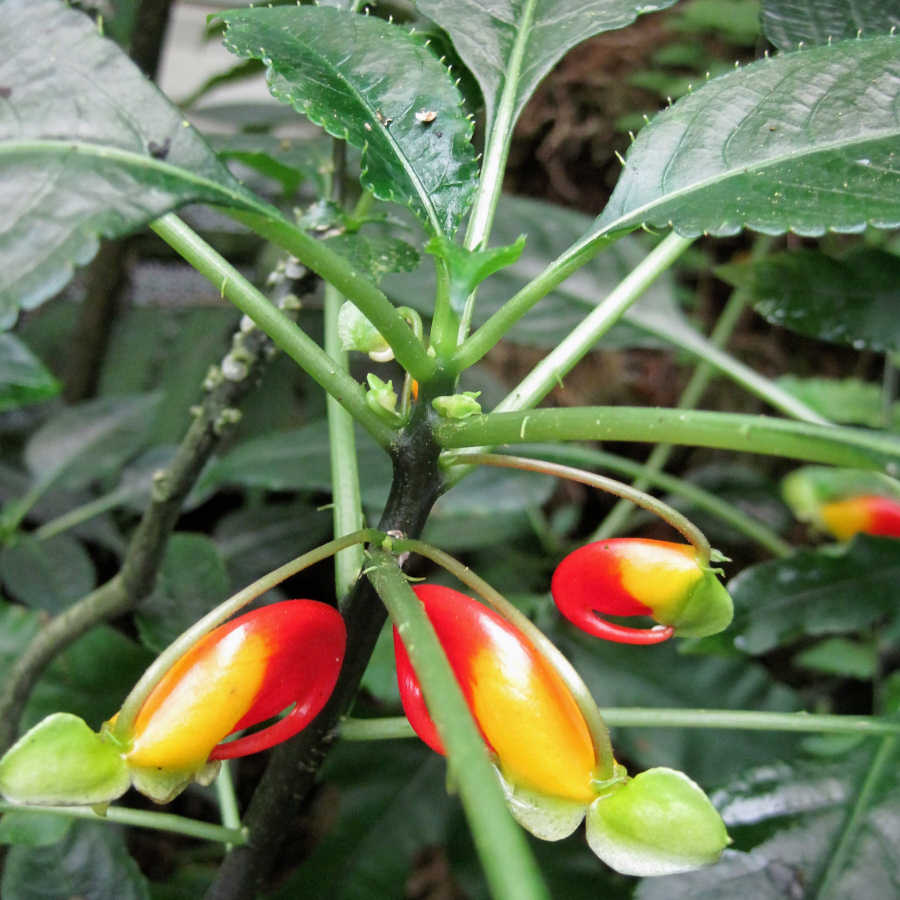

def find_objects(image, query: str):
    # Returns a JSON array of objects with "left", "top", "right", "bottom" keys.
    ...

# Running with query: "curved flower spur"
[
  {"left": 394, "top": 583, "right": 730, "bottom": 876},
  {"left": 0, "top": 599, "right": 345, "bottom": 805}
]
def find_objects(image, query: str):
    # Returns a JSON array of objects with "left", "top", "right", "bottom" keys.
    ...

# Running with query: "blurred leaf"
[
  {"left": 200, "top": 422, "right": 392, "bottom": 509},
  {"left": 0, "top": 601, "right": 41, "bottom": 683},
  {"left": 0, "top": 0, "right": 261, "bottom": 328},
  {"left": 776, "top": 375, "right": 900, "bottom": 428},
  {"left": 415, "top": 0, "right": 677, "bottom": 136},
  {"left": 219, "top": 5, "right": 478, "bottom": 236},
  {"left": 179, "top": 57, "right": 265, "bottom": 109},
  {"left": 718, "top": 248, "right": 900, "bottom": 352},
  {"left": 670, "top": 0, "right": 761, "bottom": 45},
  {"left": 267, "top": 740, "right": 453, "bottom": 900},
  {"left": 2, "top": 820, "right": 149, "bottom": 900},
  {"left": 135, "top": 533, "right": 229, "bottom": 654},
  {"left": 359, "top": 622, "right": 400, "bottom": 704},
  {"left": 762, "top": 0, "right": 900, "bottom": 50},
  {"left": 636, "top": 743, "right": 900, "bottom": 899},
  {"left": 0, "top": 335, "right": 60, "bottom": 412},
  {"left": 728, "top": 535, "right": 900, "bottom": 654},
  {"left": 552, "top": 621, "right": 801, "bottom": 783},
  {"left": 25, "top": 624, "right": 152, "bottom": 731},
  {"left": 24, "top": 394, "right": 160, "bottom": 492},
  {"left": 595, "top": 36, "right": 900, "bottom": 238},
  {"left": 0, "top": 534, "right": 95, "bottom": 613},
  {"left": 793, "top": 636, "right": 878, "bottom": 679},
  {"left": 0, "top": 810, "right": 72, "bottom": 847}
]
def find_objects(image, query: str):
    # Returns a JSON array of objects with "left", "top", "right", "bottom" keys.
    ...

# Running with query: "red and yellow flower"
[{"left": 551, "top": 539, "right": 733, "bottom": 644}]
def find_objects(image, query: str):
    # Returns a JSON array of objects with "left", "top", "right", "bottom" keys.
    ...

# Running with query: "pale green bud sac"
[
  {"left": 0, "top": 713, "right": 130, "bottom": 806},
  {"left": 338, "top": 302, "right": 393, "bottom": 361},
  {"left": 586, "top": 767, "right": 730, "bottom": 876},
  {"left": 365, "top": 373, "right": 400, "bottom": 419},
  {"left": 432, "top": 391, "right": 482, "bottom": 419}
]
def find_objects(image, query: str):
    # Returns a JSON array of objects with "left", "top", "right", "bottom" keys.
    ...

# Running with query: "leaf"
[
  {"left": 0, "top": 534, "right": 96, "bottom": 614},
  {"left": 727, "top": 535, "right": 900, "bottom": 654},
  {"left": 762, "top": 0, "right": 900, "bottom": 50},
  {"left": 0, "top": 336, "right": 60, "bottom": 412},
  {"left": 219, "top": 5, "right": 478, "bottom": 236},
  {"left": 776, "top": 376, "right": 900, "bottom": 428},
  {"left": 0, "top": 0, "right": 263, "bottom": 328},
  {"left": 324, "top": 231, "right": 420, "bottom": 284},
  {"left": 134, "top": 533, "right": 229, "bottom": 654},
  {"left": 414, "top": 0, "right": 678, "bottom": 136},
  {"left": 2, "top": 819, "right": 150, "bottom": 900},
  {"left": 635, "top": 744, "right": 900, "bottom": 899},
  {"left": 0, "top": 601, "right": 41, "bottom": 685},
  {"left": 24, "top": 394, "right": 161, "bottom": 492},
  {"left": 0, "top": 810, "right": 72, "bottom": 847},
  {"left": 718, "top": 248, "right": 900, "bottom": 352},
  {"left": 596, "top": 35, "right": 900, "bottom": 239},
  {"left": 793, "top": 636, "right": 878, "bottom": 679}
]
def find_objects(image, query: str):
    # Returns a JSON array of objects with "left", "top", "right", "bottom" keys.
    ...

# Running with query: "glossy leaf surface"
[
  {"left": 727, "top": 535, "right": 900, "bottom": 653},
  {"left": 0, "top": 0, "right": 260, "bottom": 328},
  {"left": 415, "top": 0, "right": 677, "bottom": 134},
  {"left": 762, "top": 0, "right": 900, "bottom": 50},
  {"left": 219, "top": 6, "right": 478, "bottom": 236},
  {"left": 595, "top": 35, "right": 900, "bottom": 238},
  {"left": 718, "top": 248, "right": 900, "bottom": 352}
]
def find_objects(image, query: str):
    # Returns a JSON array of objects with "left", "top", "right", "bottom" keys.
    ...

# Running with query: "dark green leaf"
[
  {"left": 718, "top": 248, "right": 900, "bottom": 352},
  {"left": 793, "top": 636, "right": 878, "bottom": 678},
  {"left": 670, "top": 0, "right": 761, "bottom": 45},
  {"left": 728, "top": 535, "right": 900, "bottom": 654},
  {"left": 0, "top": 534, "right": 95, "bottom": 613},
  {"left": 776, "top": 376, "right": 900, "bottom": 428},
  {"left": 324, "top": 232, "right": 420, "bottom": 284},
  {"left": 135, "top": 533, "right": 229, "bottom": 653},
  {"left": 596, "top": 36, "right": 900, "bottom": 238},
  {"left": 636, "top": 743, "right": 900, "bottom": 899},
  {"left": 0, "top": 810, "right": 72, "bottom": 847},
  {"left": 415, "top": 0, "right": 677, "bottom": 135},
  {"left": 0, "top": 335, "right": 60, "bottom": 412},
  {"left": 25, "top": 625, "right": 152, "bottom": 731},
  {"left": 0, "top": 601, "right": 41, "bottom": 684},
  {"left": 219, "top": 6, "right": 478, "bottom": 236},
  {"left": 2, "top": 820, "right": 149, "bottom": 900},
  {"left": 24, "top": 394, "right": 160, "bottom": 492},
  {"left": 0, "top": 0, "right": 262, "bottom": 328},
  {"left": 762, "top": 0, "right": 900, "bottom": 50},
  {"left": 553, "top": 622, "right": 801, "bottom": 784}
]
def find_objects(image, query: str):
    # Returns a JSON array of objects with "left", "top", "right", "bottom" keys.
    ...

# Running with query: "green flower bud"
[
  {"left": 586, "top": 767, "right": 730, "bottom": 876},
  {"left": 365, "top": 374, "right": 399, "bottom": 418},
  {"left": 338, "top": 302, "right": 393, "bottom": 361},
  {"left": 432, "top": 391, "right": 482, "bottom": 419}
]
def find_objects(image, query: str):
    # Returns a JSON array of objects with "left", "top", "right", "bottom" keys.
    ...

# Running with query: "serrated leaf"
[
  {"left": 2, "top": 819, "right": 150, "bottom": 900},
  {"left": 718, "top": 248, "right": 900, "bottom": 352},
  {"left": 0, "top": 336, "right": 60, "bottom": 412},
  {"left": 415, "top": 0, "right": 677, "bottom": 136},
  {"left": 0, "top": 534, "right": 95, "bottom": 614},
  {"left": 0, "top": 0, "right": 264, "bottom": 328},
  {"left": 762, "top": 0, "right": 900, "bottom": 51},
  {"left": 728, "top": 535, "right": 900, "bottom": 654},
  {"left": 219, "top": 6, "right": 478, "bottom": 236},
  {"left": 135, "top": 533, "right": 229, "bottom": 653},
  {"left": 776, "top": 376, "right": 900, "bottom": 428},
  {"left": 595, "top": 35, "right": 900, "bottom": 239},
  {"left": 636, "top": 745, "right": 900, "bottom": 899},
  {"left": 24, "top": 394, "right": 160, "bottom": 492}
]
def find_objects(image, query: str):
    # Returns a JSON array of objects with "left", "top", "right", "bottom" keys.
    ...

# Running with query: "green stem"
[
  {"left": 341, "top": 710, "right": 900, "bottom": 741},
  {"left": 33, "top": 485, "right": 143, "bottom": 542},
  {"left": 814, "top": 736, "right": 897, "bottom": 899},
  {"left": 454, "top": 453, "right": 713, "bottom": 565},
  {"left": 391, "top": 536, "right": 615, "bottom": 777},
  {"left": 150, "top": 214, "right": 395, "bottom": 448},
  {"left": 215, "top": 762, "right": 242, "bottom": 851},
  {"left": 112, "top": 529, "right": 383, "bottom": 742},
  {"left": 596, "top": 290, "right": 751, "bottom": 540},
  {"left": 463, "top": 0, "right": 537, "bottom": 253},
  {"left": 434, "top": 407, "right": 900, "bottom": 472},
  {"left": 0, "top": 801, "right": 248, "bottom": 845},
  {"left": 429, "top": 256, "right": 459, "bottom": 358},
  {"left": 324, "top": 280, "right": 366, "bottom": 601},
  {"left": 366, "top": 549, "right": 549, "bottom": 900},
  {"left": 490, "top": 232, "right": 694, "bottom": 410},
  {"left": 518, "top": 443, "right": 792, "bottom": 557},
  {"left": 226, "top": 210, "right": 436, "bottom": 383}
]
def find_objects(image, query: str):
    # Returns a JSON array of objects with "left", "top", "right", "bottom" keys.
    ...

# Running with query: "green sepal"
[
  {"left": 0, "top": 714, "right": 130, "bottom": 806},
  {"left": 129, "top": 759, "right": 220, "bottom": 805},
  {"left": 426, "top": 234, "right": 526, "bottom": 314},
  {"left": 493, "top": 765, "right": 586, "bottom": 841},
  {"left": 782, "top": 466, "right": 900, "bottom": 528},
  {"left": 432, "top": 391, "right": 482, "bottom": 419},
  {"left": 668, "top": 570, "right": 734, "bottom": 638},
  {"left": 365, "top": 374, "right": 401, "bottom": 421},
  {"left": 585, "top": 767, "right": 730, "bottom": 877}
]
